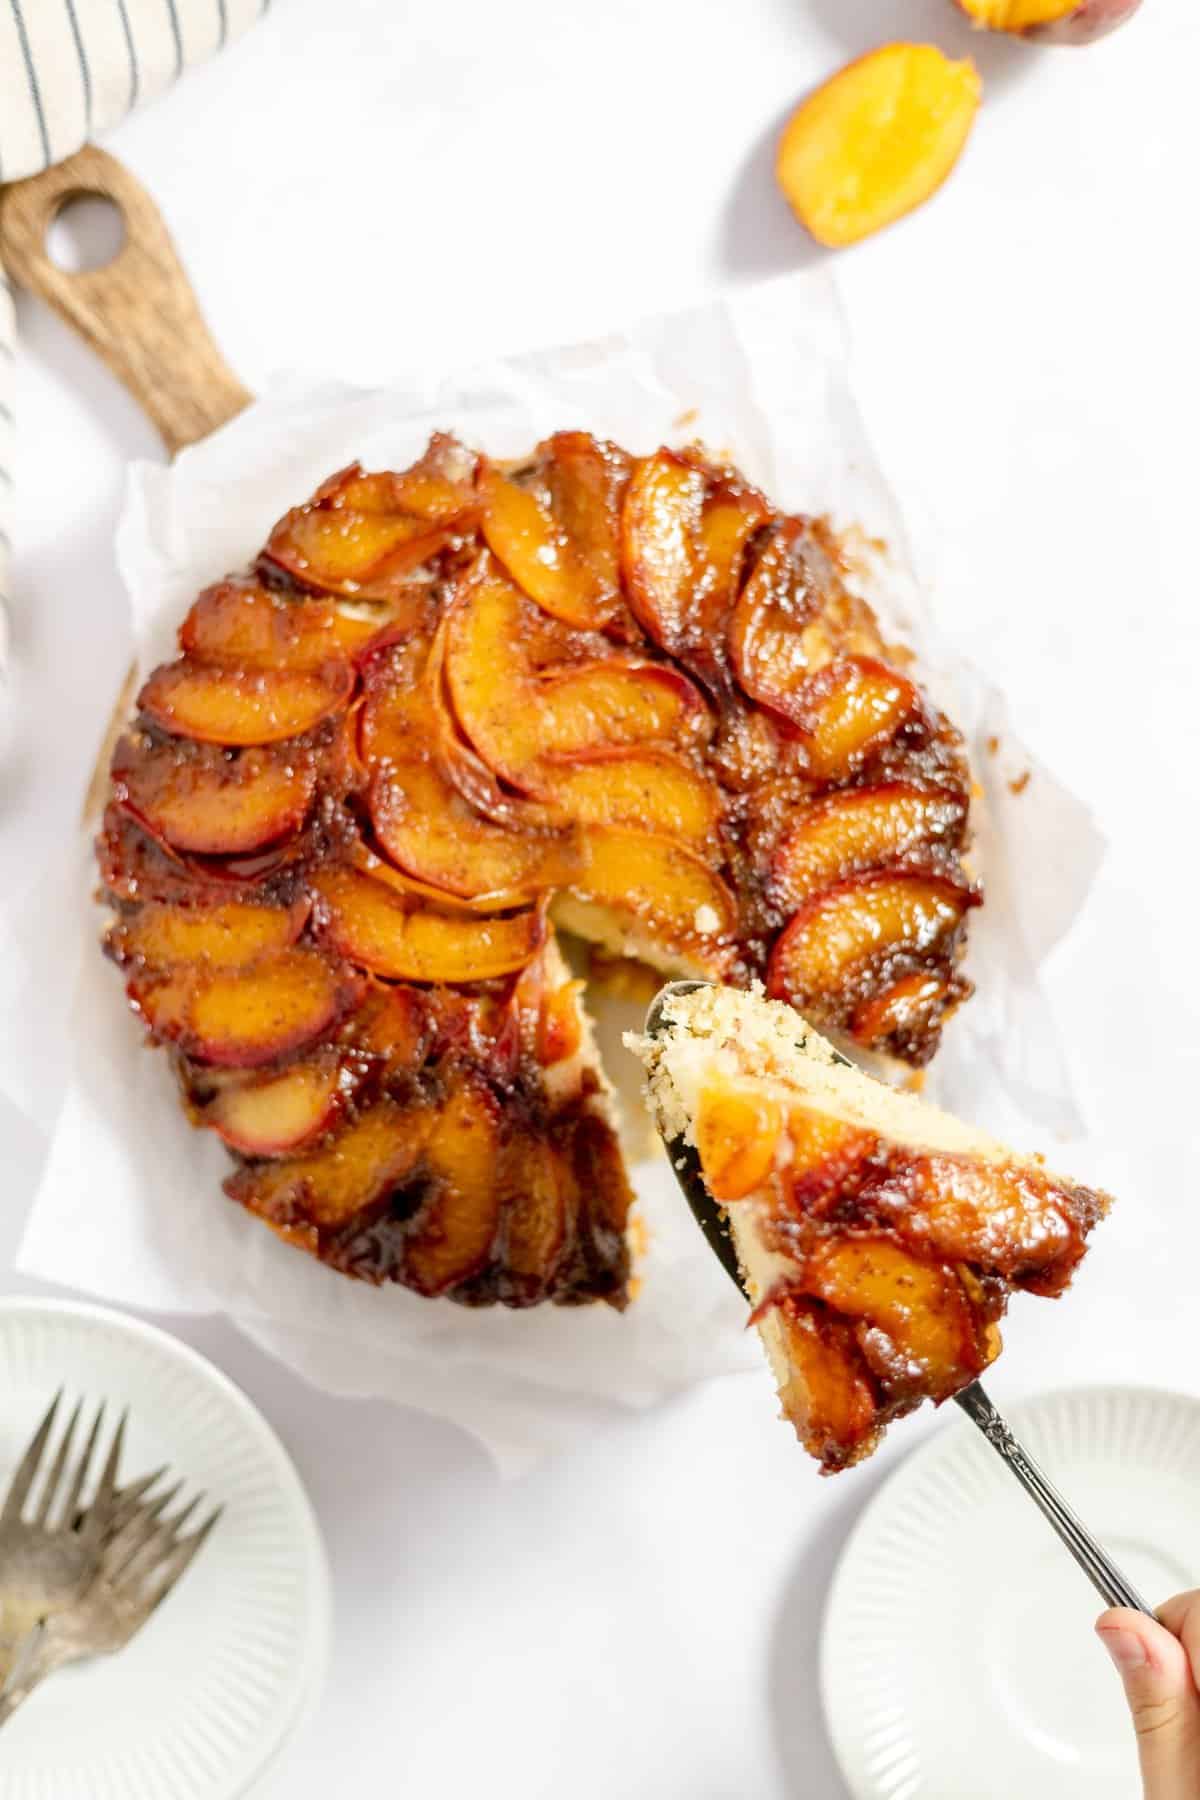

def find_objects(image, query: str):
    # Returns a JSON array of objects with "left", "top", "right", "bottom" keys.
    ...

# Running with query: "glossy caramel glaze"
[
  {"left": 97, "top": 431, "right": 980, "bottom": 1307},
  {"left": 715, "top": 1095, "right": 1108, "bottom": 1469}
]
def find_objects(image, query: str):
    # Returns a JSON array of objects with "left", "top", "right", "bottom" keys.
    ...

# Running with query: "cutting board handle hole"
[
  {"left": 45, "top": 193, "right": 126, "bottom": 276},
  {"left": 0, "top": 144, "right": 251, "bottom": 458}
]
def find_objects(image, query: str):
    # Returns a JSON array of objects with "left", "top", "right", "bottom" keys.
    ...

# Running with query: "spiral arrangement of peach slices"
[
  {"left": 633, "top": 984, "right": 1110, "bottom": 1472},
  {"left": 98, "top": 429, "right": 979, "bottom": 1307}
]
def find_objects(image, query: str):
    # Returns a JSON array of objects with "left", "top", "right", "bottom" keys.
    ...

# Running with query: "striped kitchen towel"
[{"left": 0, "top": 0, "right": 266, "bottom": 674}]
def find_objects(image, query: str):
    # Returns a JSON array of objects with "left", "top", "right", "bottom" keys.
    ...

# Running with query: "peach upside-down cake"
[
  {"left": 632, "top": 983, "right": 1109, "bottom": 1469},
  {"left": 97, "top": 429, "right": 980, "bottom": 1309}
]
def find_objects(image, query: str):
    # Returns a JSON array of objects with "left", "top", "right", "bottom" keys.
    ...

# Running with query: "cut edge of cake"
[
  {"left": 628, "top": 981, "right": 1112, "bottom": 1471},
  {"left": 635, "top": 980, "right": 1016, "bottom": 1167}
]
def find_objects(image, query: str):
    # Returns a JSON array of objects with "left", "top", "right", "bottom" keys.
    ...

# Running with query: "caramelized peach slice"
[
  {"left": 139, "top": 660, "right": 353, "bottom": 746},
  {"left": 404, "top": 1075, "right": 504, "bottom": 1295},
  {"left": 264, "top": 444, "right": 477, "bottom": 598},
  {"left": 695, "top": 1082, "right": 783, "bottom": 1201},
  {"left": 440, "top": 560, "right": 548, "bottom": 778},
  {"left": 357, "top": 633, "right": 443, "bottom": 766},
  {"left": 130, "top": 949, "right": 360, "bottom": 1067},
  {"left": 804, "top": 1235, "right": 990, "bottom": 1401},
  {"left": 206, "top": 1061, "right": 346, "bottom": 1156},
  {"left": 873, "top": 1154, "right": 1104, "bottom": 1295},
  {"left": 421, "top": 611, "right": 570, "bottom": 832},
  {"left": 565, "top": 1109, "right": 635, "bottom": 1269},
  {"left": 709, "top": 701, "right": 792, "bottom": 798},
  {"left": 776, "top": 45, "right": 981, "bottom": 249},
  {"left": 622, "top": 450, "right": 706, "bottom": 647},
  {"left": 850, "top": 973, "right": 951, "bottom": 1049},
  {"left": 479, "top": 464, "right": 609, "bottom": 631},
  {"left": 540, "top": 661, "right": 710, "bottom": 756},
  {"left": 536, "top": 978, "right": 585, "bottom": 1067},
  {"left": 310, "top": 864, "right": 544, "bottom": 983},
  {"left": 768, "top": 1296, "right": 880, "bottom": 1471},
  {"left": 541, "top": 431, "right": 632, "bottom": 620},
  {"left": 318, "top": 434, "right": 478, "bottom": 516},
  {"left": 267, "top": 508, "right": 448, "bottom": 595},
  {"left": 770, "top": 783, "right": 967, "bottom": 909},
  {"left": 111, "top": 897, "right": 307, "bottom": 970},
  {"left": 422, "top": 985, "right": 515, "bottom": 1071},
  {"left": 580, "top": 696, "right": 704, "bottom": 781},
  {"left": 768, "top": 871, "right": 978, "bottom": 1003},
  {"left": 338, "top": 981, "right": 430, "bottom": 1072},
  {"left": 104, "top": 798, "right": 312, "bottom": 902},
  {"left": 351, "top": 846, "right": 537, "bottom": 920},
  {"left": 379, "top": 907, "right": 543, "bottom": 993},
  {"left": 792, "top": 656, "right": 922, "bottom": 780},
  {"left": 359, "top": 619, "right": 531, "bottom": 836},
  {"left": 501, "top": 1135, "right": 568, "bottom": 1290},
  {"left": 370, "top": 761, "right": 580, "bottom": 902},
  {"left": 180, "top": 581, "right": 381, "bottom": 669},
  {"left": 698, "top": 486, "right": 773, "bottom": 631},
  {"left": 784, "top": 1105, "right": 877, "bottom": 1211},
  {"left": 621, "top": 449, "right": 771, "bottom": 682},
  {"left": 446, "top": 573, "right": 708, "bottom": 785},
  {"left": 534, "top": 747, "right": 720, "bottom": 843},
  {"left": 228, "top": 1100, "right": 434, "bottom": 1230},
  {"left": 99, "top": 805, "right": 243, "bottom": 907},
  {"left": 568, "top": 827, "right": 738, "bottom": 964},
  {"left": 113, "top": 738, "right": 317, "bottom": 855},
  {"left": 727, "top": 518, "right": 821, "bottom": 719}
]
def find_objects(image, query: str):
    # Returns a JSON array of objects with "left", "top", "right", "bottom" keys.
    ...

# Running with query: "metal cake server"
[{"left": 644, "top": 979, "right": 1153, "bottom": 1617}]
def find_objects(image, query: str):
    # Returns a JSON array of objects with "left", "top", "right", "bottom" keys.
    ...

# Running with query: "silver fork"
[
  {"left": 644, "top": 979, "right": 1153, "bottom": 1617},
  {"left": 0, "top": 1486, "right": 223, "bottom": 1726},
  {"left": 0, "top": 1392, "right": 158, "bottom": 1667},
  {"left": 0, "top": 1396, "right": 221, "bottom": 1726}
]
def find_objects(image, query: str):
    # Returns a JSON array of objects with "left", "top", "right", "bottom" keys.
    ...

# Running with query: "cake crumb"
[
  {"left": 673, "top": 406, "right": 699, "bottom": 429},
  {"left": 1008, "top": 770, "right": 1031, "bottom": 796},
  {"left": 985, "top": 734, "right": 1000, "bottom": 756}
]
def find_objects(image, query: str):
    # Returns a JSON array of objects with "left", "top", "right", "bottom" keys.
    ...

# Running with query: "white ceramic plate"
[
  {"left": 0, "top": 1298, "right": 330, "bottom": 1799},
  {"left": 821, "top": 1385, "right": 1200, "bottom": 1800}
]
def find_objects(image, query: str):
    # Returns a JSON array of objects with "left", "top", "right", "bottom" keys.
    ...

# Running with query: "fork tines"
[
  {"left": 112, "top": 1496, "right": 224, "bottom": 1614},
  {"left": 0, "top": 1391, "right": 131, "bottom": 1542}
]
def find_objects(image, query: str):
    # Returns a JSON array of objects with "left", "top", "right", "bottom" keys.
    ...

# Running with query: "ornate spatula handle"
[{"left": 954, "top": 1381, "right": 1153, "bottom": 1615}]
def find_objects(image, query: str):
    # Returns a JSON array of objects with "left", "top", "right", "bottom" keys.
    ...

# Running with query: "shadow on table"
[
  {"left": 717, "top": 98, "right": 830, "bottom": 284},
  {"left": 802, "top": 0, "right": 1036, "bottom": 95},
  {"left": 718, "top": 8, "right": 1034, "bottom": 285},
  {"left": 166, "top": 1309, "right": 498, "bottom": 1584},
  {"left": 767, "top": 1459, "right": 893, "bottom": 1799}
]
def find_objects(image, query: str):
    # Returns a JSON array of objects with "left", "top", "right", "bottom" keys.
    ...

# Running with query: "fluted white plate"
[
  {"left": 821, "top": 1385, "right": 1200, "bottom": 1800},
  {"left": 0, "top": 1298, "right": 330, "bottom": 1798}
]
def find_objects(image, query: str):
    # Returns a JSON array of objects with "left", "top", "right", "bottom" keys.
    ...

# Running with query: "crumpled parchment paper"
[{"left": 2, "top": 268, "right": 1104, "bottom": 1471}]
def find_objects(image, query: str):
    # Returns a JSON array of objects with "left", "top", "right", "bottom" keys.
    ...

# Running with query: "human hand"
[{"left": 1097, "top": 1593, "right": 1200, "bottom": 1798}]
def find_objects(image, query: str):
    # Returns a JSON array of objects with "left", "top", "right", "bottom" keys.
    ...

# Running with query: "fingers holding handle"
[{"left": 1098, "top": 1594, "right": 1200, "bottom": 1800}]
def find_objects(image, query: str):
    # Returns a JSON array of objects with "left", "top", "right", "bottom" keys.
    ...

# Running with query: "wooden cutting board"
[
  {"left": 0, "top": 145, "right": 249, "bottom": 451},
  {"left": 0, "top": 144, "right": 253, "bottom": 816}
]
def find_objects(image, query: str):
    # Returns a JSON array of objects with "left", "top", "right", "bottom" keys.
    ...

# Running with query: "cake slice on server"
[{"left": 630, "top": 983, "right": 1110, "bottom": 1473}]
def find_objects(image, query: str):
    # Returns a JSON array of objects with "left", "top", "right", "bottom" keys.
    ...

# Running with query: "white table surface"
[{"left": 3, "top": 2, "right": 1198, "bottom": 1794}]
